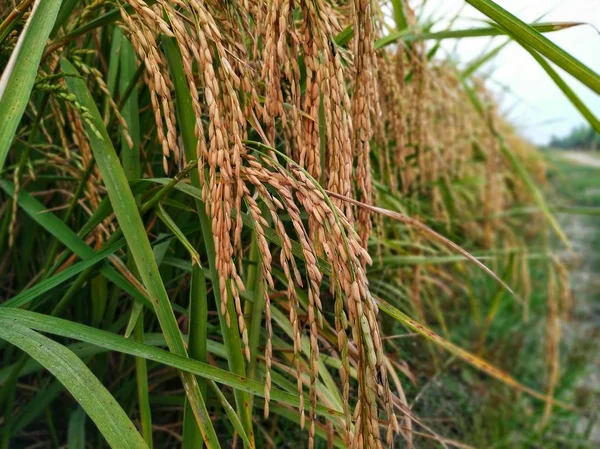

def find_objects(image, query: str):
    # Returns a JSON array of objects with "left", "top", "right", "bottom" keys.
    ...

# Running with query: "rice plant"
[{"left": 0, "top": 0, "right": 598, "bottom": 448}]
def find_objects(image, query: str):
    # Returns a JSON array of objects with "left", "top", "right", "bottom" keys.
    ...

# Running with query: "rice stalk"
[{"left": 0, "top": 1, "right": 593, "bottom": 448}]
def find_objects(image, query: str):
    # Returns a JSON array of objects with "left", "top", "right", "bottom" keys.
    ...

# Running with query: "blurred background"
[{"left": 422, "top": 0, "right": 600, "bottom": 145}]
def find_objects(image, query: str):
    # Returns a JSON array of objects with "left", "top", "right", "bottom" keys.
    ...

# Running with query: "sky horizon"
[{"left": 419, "top": 0, "right": 600, "bottom": 145}]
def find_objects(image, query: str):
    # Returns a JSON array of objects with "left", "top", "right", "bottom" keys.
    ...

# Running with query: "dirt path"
[
  {"left": 560, "top": 209, "right": 600, "bottom": 442},
  {"left": 561, "top": 151, "right": 600, "bottom": 168},
  {"left": 553, "top": 153, "right": 600, "bottom": 442}
]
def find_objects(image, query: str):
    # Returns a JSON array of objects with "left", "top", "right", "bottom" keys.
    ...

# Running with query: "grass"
[{"left": 0, "top": 1, "right": 599, "bottom": 448}]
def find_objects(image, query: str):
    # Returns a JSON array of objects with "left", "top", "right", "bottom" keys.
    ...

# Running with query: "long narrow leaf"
[
  {"left": 0, "top": 319, "right": 148, "bottom": 448},
  {"left": 0, "top": 308, "right": 343, "bottom": 419},
  {"left": 391, "top": 0, "right": 409, "bottom": 31},
  {"left": 1, "top": 239, "right": 123, "bottom": 309},
  {"left": 376, "top": 22, "right": 584, "bottom": 49},
  {"left": 374, "top": 296, "right": 575, "bottom": 411},
  {"left": 0, "top": 0, "right": 63, "bottom": 172},
  {"left": 465, "top": 0, "right": 600, "bottom": 93},
  {"left": 526, "top": 49, "right": 600, "bottom": 133},
  {"left": 0, "top": 180, "right": 152, "bottom": 308},
  {"left": 61, "top": 58, "right": 220, "bottom": 448},
  {"left": 162, "top": 37, "right": 254, "bottom": 445}
]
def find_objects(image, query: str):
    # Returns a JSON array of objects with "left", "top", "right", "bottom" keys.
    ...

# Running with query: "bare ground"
[
  {"left": 555, "top": 150, "right": 600, "bottom": 442},
  {"left": 561, "top": 151, "right": 600, "bottom": 169}
]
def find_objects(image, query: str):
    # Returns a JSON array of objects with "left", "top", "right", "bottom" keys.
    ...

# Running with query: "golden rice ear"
[
  {"left": 237, "top": 149, "right": 400, "bottom": 447},
  {"left": 118, "top": 7, "right": 176, "bottom": 173},
  {"left": 352, "top": 0, "right": 377, "bottom": 249},
  {"left": 93, "top": 1, "right": 563, "bottom": 447},
  {"left": 542, "top": 259, "right": 560, "bottom": 427},
  {"left": 3, "top": 0, "right": 584, "bottom": 447}
]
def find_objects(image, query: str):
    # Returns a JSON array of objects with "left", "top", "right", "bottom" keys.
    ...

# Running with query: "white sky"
[{"left": 418, "top": 0, "right": 600, "bottom": 144}]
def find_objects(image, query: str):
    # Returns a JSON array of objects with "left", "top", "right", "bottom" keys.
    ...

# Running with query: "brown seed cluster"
[
  {"left": 352, "top": 0, "right": 376, "bottom": 249},
  {"left": 104, "top": 0, "right": 552, "bottom": 447},
  {"left": 240, "top": 155, "right": 399, "bottom": 447},
  {"left": 0, "top": 0, "right": 573, "bottom": 447},
  {"left": 0, "top": 0, "right": 569, "bottom": 445},
  {"left": 115, "top": 1, "right": 401, "bottom": 443}
]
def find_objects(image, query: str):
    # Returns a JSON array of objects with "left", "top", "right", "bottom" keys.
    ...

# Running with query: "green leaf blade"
[
  {"left": 0, "top": 319, "right": 148, "bottom": 449},
  {"left": 0, "top": 0, "right": 64, "bottom": 172}
]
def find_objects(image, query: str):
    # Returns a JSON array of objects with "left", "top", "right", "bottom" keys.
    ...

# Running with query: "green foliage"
[
  {"left": 0, "top": 1, "right": 597, "bottom": 448},
  {"left": 550, "top": 125, "right": 600, "bottom": 151}
]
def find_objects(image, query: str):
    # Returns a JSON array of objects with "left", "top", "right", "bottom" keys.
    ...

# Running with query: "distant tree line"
[{"left": 549, "top": 125, "right": 600, "bottom": 150}]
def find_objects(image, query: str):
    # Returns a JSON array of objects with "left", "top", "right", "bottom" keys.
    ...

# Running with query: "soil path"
[
  {"left": 555, "top": 150, "right": 600, "bottom": 442},
  {"left": 562, "top": 151, "right": 600, "bottom": 168}
]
